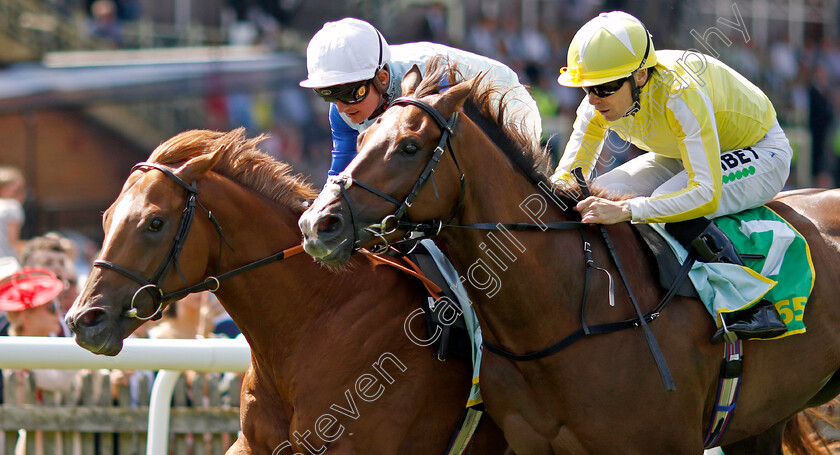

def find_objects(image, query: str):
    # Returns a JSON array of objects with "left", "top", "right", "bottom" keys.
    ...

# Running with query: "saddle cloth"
[
  {"left": 640, "top": 206, "right": 814, "bottom": 338},
  {"left": 412, "top": 239, "right": 484, "bottom": 407}
]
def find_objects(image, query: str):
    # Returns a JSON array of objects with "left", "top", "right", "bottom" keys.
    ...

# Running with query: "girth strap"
[{"left": 703, "top": 340, "right": 744, "bottom": 448}]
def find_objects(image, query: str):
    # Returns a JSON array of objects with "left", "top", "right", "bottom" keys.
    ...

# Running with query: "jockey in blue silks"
[{"left": 300, "top": 17, "right": 542, "bottom": 177}]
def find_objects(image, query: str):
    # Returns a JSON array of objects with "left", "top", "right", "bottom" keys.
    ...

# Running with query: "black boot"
[
  {"left": 710, "top": 300, "right": 789, "bottom": 344},
  {"left": 665, "top": 218, "right": 787, "bottom": 343}
]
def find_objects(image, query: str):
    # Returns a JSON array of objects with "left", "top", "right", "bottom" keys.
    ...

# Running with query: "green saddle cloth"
[{"left": 651, "top": 206, "right": 814, "bottom": 338}]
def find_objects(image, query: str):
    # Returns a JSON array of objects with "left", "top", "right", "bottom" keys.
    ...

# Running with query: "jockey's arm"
[
  {"left": 624, "top": 91, "right": 722, "bottom": 224},
  {"left": 551, "top": 98, "right": 607, "bottom": 184},
  {"left": 328, "top": 103, "right": 360, "bottom": 176}
]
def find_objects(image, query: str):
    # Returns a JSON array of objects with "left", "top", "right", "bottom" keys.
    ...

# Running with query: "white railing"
[{"left": 0, "top": 336, "right": 251, "bottom": 455}]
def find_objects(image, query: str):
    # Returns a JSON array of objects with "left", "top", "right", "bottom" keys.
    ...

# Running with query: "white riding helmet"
[{"left": 299, "top": 18, "right": 391, "bottom": 89}]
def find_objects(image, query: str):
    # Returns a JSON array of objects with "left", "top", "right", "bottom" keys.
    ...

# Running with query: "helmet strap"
[
  {"left": 625, "top": 72, "right": 642, "bottom": 117},
  {"left": 368, "top": 97, "right": 388, "bottom": 121}
]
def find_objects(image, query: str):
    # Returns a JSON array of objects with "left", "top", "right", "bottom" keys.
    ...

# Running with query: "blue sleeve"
[{"left": 328, "top": 103, "right": 359, "bottom": 176}]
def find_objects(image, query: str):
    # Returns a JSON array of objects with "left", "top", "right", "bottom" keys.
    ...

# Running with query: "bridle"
[
  {"left": 93, "top": 162, "right": 201, "bottom": 320},
  {"left": 93, "top": 162, "right": 303, "bottom": 321},
  {"left": 321, "top": 97, "right": 677, "bottom": 391},
  {"left": 329, "top": 96, "right": 466, "bottom": 253}
]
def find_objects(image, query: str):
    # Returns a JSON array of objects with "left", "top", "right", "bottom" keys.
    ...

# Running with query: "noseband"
[{"left": 332, "top": 96, "right": 466, "bottom": 252}]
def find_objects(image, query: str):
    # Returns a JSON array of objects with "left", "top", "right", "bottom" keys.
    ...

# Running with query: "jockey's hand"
[{"left": 575, "top": 197, "right": 631, "bottom": 225}]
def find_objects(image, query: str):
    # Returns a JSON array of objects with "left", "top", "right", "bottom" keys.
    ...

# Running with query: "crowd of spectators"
[{"left": 49, "top": 1, "right": 840, "bottom": 188}]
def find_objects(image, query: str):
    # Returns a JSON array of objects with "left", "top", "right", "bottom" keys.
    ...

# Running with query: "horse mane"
[
  {"left": 412, "top": 56, "right": 616, "bottom": 209},
  {"left": 147, "top": 128, "right": 319, "bottom": 206}
]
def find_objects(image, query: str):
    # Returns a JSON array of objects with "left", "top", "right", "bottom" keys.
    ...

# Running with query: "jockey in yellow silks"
[{"left": 551, "top": 11, "right": 791, "bottom": 343}]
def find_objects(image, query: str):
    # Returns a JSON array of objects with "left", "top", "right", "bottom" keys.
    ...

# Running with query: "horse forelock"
[{"left": 147, "top": 128, "right": 318, "bottom": 206}]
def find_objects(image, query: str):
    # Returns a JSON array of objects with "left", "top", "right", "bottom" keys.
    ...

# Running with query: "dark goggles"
[
  {"left": 582, "top": 76, "right": 630, "bottom": 98},
  {"left": 313, "top": 80, "right": 372, "bottom": 104}
]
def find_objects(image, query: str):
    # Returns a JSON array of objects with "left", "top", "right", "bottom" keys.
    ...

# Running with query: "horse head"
[
  {"left": 65, "top": 129, "right": 304, "bottom": 355},
  {"left": 300, "top": 60, "right": 480, "bottom": 266}
]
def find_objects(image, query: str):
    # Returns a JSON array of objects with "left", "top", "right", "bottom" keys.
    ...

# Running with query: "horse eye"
[
  {"left": 148, "top": 219, "right": 164, "bottom": 232},
  {"left": 403, "top": 144, "right": 419, "bottom": 155}
]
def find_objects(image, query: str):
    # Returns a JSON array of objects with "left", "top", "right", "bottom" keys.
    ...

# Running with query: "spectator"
[
  {"left": 0, "top": 167, "right": 25, "bottom": 261},
  {"left": 0, "top": 268, "right": 78, "bottom": 394},
  {"left": 0, "top": 268, "right": 80, "bottom": 454},
  {"left": 89, "top": 0, "right": 123, "bottom": 47},
  {"left": 808, "top": 65, "right": 835, "bottom": 187},
  {"left": 20, "top": 233, "right": 79, "bottom": 317},
  {"left": 421, "top": 3, "right": 449, "bottom": 44},
  {"left": 148, "top": 291, "right": 237, "bottom": 341},
  {"left": 466, "top": 16, "right": 503, "bottom": 61}
]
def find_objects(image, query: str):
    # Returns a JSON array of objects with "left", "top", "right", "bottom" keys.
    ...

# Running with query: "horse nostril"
[
  {"left": 77, "top": 309, "right": 106, "bottom": 328},
  {"left": 317, "top": 215, "right": 343, "bottom": 237}
]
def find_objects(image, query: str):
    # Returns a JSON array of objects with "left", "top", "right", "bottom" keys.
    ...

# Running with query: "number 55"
[{"left": 775, "top": 297, "right": 806, "bottom": 325}]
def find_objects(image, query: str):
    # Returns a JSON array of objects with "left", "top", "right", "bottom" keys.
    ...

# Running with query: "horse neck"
[
  {"left": 199, "top": 175, "right": 425, "bottom": 380},
  {"left": 439, "top": 122, "right": 586, "bottom": 349}
]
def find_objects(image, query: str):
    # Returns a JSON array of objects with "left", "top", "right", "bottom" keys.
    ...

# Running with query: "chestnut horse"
[
  {"left": 298, "top": 61, "right": 840, "bottom": 454},
  {"left": 64, "top": 129, "right": 508, "bottom": 454}
]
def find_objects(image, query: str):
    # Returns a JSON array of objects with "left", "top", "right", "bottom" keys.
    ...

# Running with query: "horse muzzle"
[
  {"left": 66, "top": 297, "right": 137, "bottom": 356},
  {"left": 300, "top": 202, "right": 353, "bottom": 253}
]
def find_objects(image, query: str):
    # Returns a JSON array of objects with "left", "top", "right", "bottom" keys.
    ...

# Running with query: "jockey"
[
  {"left": 300, "top": 17, "right": 542, "bottom": 176},
  {"left": 551, "top": 11, "right": 791, "bottom": 343}
]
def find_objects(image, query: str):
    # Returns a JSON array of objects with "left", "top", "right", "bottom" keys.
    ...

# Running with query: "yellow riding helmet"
[{"left": 558, "top": 11, "right": 657, "bottom": 87}]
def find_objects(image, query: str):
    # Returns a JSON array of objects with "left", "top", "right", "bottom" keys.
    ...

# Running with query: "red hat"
[{"left": 0, "top": 268, "right": 63, "bottom": 312}]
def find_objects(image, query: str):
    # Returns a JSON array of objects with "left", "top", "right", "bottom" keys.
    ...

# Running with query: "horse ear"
[
  {"left": 175, "top": 129, "right": 252, "bottom": 181},
  {"left": 176, "top": 154, "right": 218, "bottom": 183},
  {"left": 401, "top": 64, "right": 423, "bottom": 96},
  {"left": 434, "top": 78, "right": 473, "bottom": 117}
]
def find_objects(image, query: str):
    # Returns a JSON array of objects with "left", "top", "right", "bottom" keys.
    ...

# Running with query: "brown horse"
[
  {"left": 64, "top": 129, "right": 508, "bottom": 454},
  {"left": 298, "top": 61, "right": 840, "bottom": 454}
]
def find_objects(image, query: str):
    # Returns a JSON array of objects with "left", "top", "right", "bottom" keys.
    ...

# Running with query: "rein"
[
  {"left": 337, "top": 97, "right": 679, "bottom": 391},
  {"left": 93, "top": 162, "right": 305, "bottom": 320}
]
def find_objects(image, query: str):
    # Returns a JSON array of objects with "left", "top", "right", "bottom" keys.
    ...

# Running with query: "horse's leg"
[{"left": 719, "top": 421, "right": 786, "bottom": 455}]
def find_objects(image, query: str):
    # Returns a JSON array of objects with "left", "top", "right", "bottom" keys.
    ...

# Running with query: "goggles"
[
  {"left": 314, "top": 80, "right": 372, "bottom": 104},
  {"left": 582, "top": 76, "right": 630, "bottom": 98}
]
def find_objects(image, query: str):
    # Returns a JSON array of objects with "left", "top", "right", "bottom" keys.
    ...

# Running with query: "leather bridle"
[
  {"left": 329, "top": 96, "right": 466, "bottom": 253},
  {"left": 94, "top": 162, "right": 201, "bottom": 320},
  {"left": 93, "top": 162, "right": 303, "bottom": 321}
]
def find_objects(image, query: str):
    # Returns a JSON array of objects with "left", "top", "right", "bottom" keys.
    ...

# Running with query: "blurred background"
[{"left": 0, "top": 0, "right": 835, "bottom": 246}]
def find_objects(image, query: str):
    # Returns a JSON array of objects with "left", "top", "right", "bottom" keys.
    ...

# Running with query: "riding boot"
[
  {"left": 665, "top": 218, "right": 787, "bottom": 344},
  {"left": 709, "top": 300, "right": 789, "bottom": 344}
]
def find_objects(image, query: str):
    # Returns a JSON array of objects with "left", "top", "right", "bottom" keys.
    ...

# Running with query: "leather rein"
[
  {"left": 330, "top": 97, "right": 677, "bottom": 391},
  {"left": 93, "top": 162, "right": 303, "bottom": 321}
]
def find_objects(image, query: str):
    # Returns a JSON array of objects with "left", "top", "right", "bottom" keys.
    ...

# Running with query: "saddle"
[{"left": 634, "top": 223, "right": 699, "bottom": 299}]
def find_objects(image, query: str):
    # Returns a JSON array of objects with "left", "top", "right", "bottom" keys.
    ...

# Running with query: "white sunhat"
[{"left": 299, "top": 17, "right": 391, "bottom": 89}]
